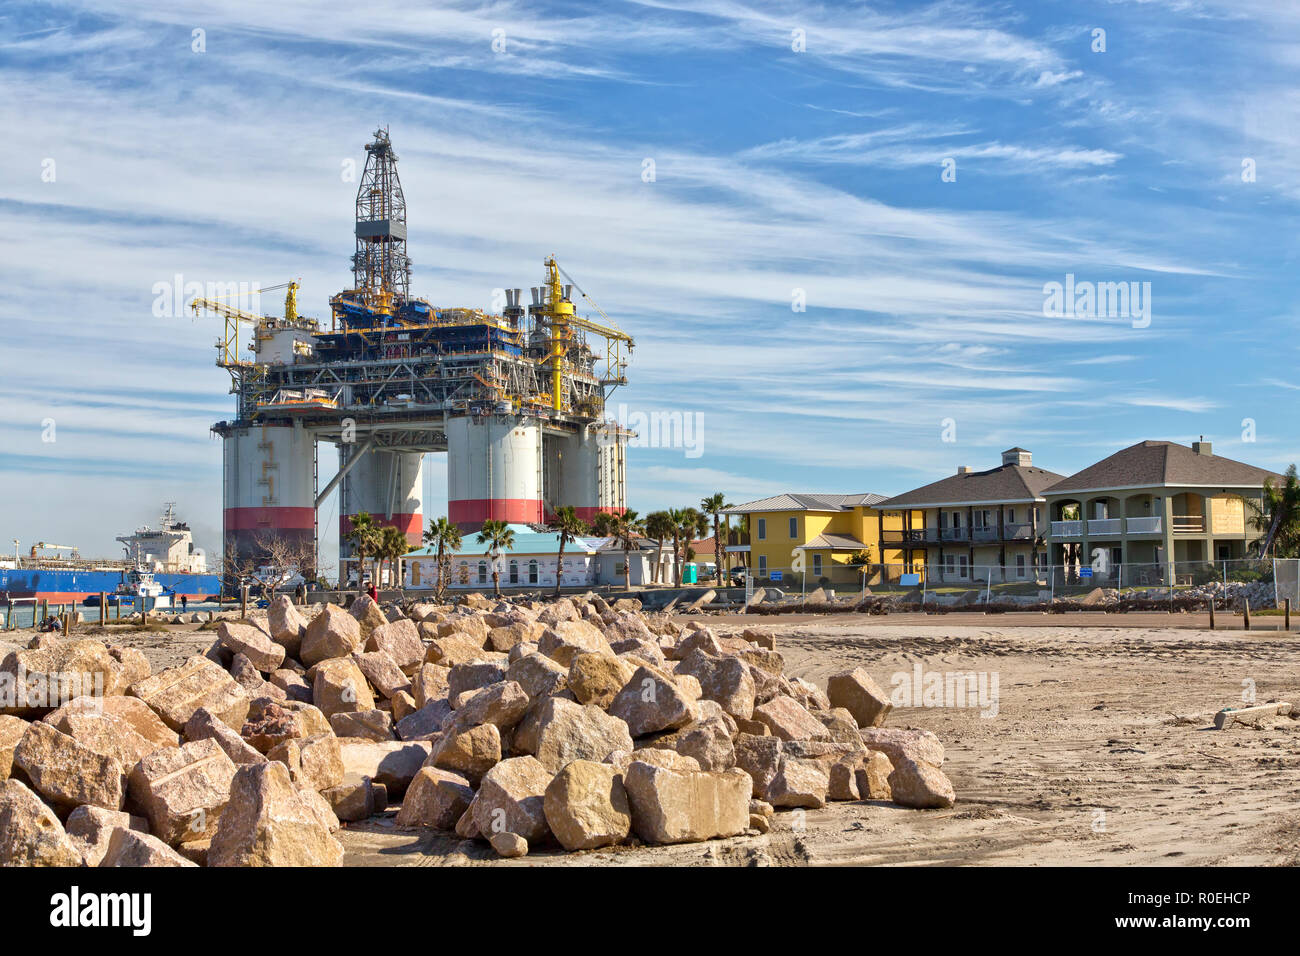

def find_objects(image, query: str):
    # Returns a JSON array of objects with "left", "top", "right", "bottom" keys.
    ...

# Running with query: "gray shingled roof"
[
  {"left": 1044, "top": 441, "right": 1280, "bottom": 494},
  {"left": 876, "top": 463, "right": 1066, "bottom": 508},
  {"left": 723, "top": 492, "right": 888, "bottom": 514},
  {"left": 794, "top": 533, "right": 867, "bottom": 551}
]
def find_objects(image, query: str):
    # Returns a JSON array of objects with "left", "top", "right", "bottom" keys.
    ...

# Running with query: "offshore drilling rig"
[{"left": 198, "top": 129, "right": 633, "bottom": 580}]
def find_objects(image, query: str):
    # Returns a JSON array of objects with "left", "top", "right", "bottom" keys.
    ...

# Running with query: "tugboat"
[{"left": 115, "top": 567, "right": 174, "bottom": 612}]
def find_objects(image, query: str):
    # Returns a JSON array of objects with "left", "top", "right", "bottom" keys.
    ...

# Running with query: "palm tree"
[
  {"left": 423, "top": 516, "right": 462, "bottom": 602},
  {"left": 1243, "top": 464, "right": 1300, "bottom": 557},
  {"left": 475, "top": 519, "right": 515, "bottom": 598},
  {"left": 607, "top": 509, "right": 642, "bottom": 591},
  {"left": 726, "top": 513, "right": 750, "bottom": 579},
  {"left": 548, "top": 506, "right": 589, "bottom": 596},
  {"left": 591, "top": 511, "right": 619, "bottom": 538},
  {"left": 700, "top": 492, "right": 732, "bottom": 587},
  {"left": 644, "top": 510, "right": 674, "bottom": 584},
  {"left": 379, "top": 526, "right": 409, "bottom": 592},
  {"left": 671, "top": 507, "right": 707, "bottom": 586},
  {"left": 344, "top": 512, "right": 381, "bottom": 593}
]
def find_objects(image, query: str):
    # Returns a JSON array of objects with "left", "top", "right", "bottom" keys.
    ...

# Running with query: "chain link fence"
[{"left": 738, "top": 558, "right": 1287, "bottom": 609}]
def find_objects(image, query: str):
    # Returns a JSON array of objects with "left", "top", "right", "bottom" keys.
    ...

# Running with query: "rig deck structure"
[{"left": 200, "top": 129, "right": 632, "bottom": 580}]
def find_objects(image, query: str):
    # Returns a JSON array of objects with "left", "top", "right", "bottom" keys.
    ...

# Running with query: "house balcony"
[
  {"left": 1172, "top": 515, "right": 1205, "bottom": 534},
  {"left": 971, "top": 527, "right": 999, "bottom": 543},
  {"left": 1087, "top": 518, "right": 1122, "bottom": 536},
  {"left": 1050, "top": 520, "right": 1083, "bottom": 538},
  {"left": 1126, "top": 517, "right": 1162, "bottom": 534},
  {"left": 1002, "top": 522, "right": 1035, "bottom": 540},
  {"left": 939, "top": 528, "right": 969, "bottom": 542},
  {"left": 881, "top": 529, "right": 933, "bottom": 545}
]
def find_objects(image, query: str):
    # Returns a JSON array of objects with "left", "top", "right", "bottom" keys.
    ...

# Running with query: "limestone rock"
[
  {"left": 447, "top": 661, "right": 508, "bottom": 700},
  {"left": 184, "top": 707, "right": 266, "bottom": 766},
  {"left": 607, "top": 666, "right": 695, "bottom": 736},
  {"left": 568, "top": 652, "right": 637, "bottom": 709},
  {"left": 0, "top": 716, "right": 28, "bottom": 781},
  {"left": 128, "top": 739, "right": 237, "bottom": 845},
  {"left": 241, "top": 699, "right": 331, "bottom": 753},
  {"left": 329, "top": 709, "right": 396, "bottom": 741},
  {"left": 48, "top": 695, "right": 178, "bottom": 751},
  {"left": 605, "top": 748, "right": 701, "bottom": 774},
  {"left": 353, "top": 651, "right": 411, "bottom": 700},
  {"left": 424, "top": 634, "right": 491, "bottom": 667},
  {"left": 66, "top": 805, "right": 136, "bottom": 866},
  {"left": 826, "top": 667, "right": 893, "bottom": 728},
  {"left": 858, "top": 727, "right": 945, "bottom": 768},
  {"left": 208, "top": 761, "right": 345, "bottom": 867},
  {"left": 676, "top": 650, "right": 755, "bottom": 720},
  {"left": 513, "top": 697, "right": 633, "bottom": 772},
  {"left": 489, "top": 831, "right": 528, "bottom": 858},
  {"left": 129, "top": 655, "right": 250, "bottom": 733},
  {"left": 888, "top": 756, "right": 955, "bottom": 809},
  {"left": 428, "top": 722, "right": 501, "bottom": 782},
  {"left": 538, "top": 619, "right": 614, "bottom": 666},
  {"left": 733, "top": 733, "right": 783, "bottom": 799},
  {"left": 767, "top": 756, "right": 829, "bottom": 809},
  {"left": 312, "top": 657, "right": 376, "bottom": 718},
  {"left": 752, "top": 696, "right": 830, "bottom": 742},
  {"left": 505, "top": 653, "right": 568, "bottom": 699},
  {"left": 366, "top": 619, "right": 424, "bottom": 672},
  {"left": 267, "top": 595, "right": 308, "bottom": 658},
  {"left": 641, "top": 715, "right": 735, "bottom": 771},
  {"left": 0, "top": 779, "right": 84, "bottom": 866},
  {"left": 349, "top": 594, "right": 388, "bottom": 638},
  {"left": 395, "top": 767, "right": 474, "bottom": 829},
  {"left": 337, "top": 739, "right": 432, "bottom": 799},
  {"left": 396, "top": 699, "right": 452, "bottom": 741},
  {"left": 543, "top": 760, "right": 631, "bottom": 851},
  {"left": 412, "top": 663, "right": 451, "bottom": 707},
  {"left": 301, "top": 604, "right": 364, "bottom": 667},
  {"left": 472, "top": 756, "right": 552, "bottom": 844},
  {"left": 100, "top": 826, "right": 198, "bottom": 867},
  {"left": 13, "top": 720, "right": 124, "bottom": 810},
  {"left": 856, "top": 751, "right": 893, "bottom": 801},
  {"left": 217, "top": 621, "right": 285, "bottom": 674},
  {"left": 622, "top": 762, "right": 750, "bottom": 845},
  {"left": 448, "top": 680, "right": 530, "bottom": 733}
]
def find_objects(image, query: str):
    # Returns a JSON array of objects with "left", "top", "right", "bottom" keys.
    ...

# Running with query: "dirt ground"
[{"left": 30, "top": 612, "right": 1299, "bottom": 867}]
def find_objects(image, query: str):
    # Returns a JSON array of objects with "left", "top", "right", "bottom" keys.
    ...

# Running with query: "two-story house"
[
  {"left": 873, "top": 448, "right": 1064, "bottom": 584},
  {"left": 1042, "top": 439, "right": 1277, "bottom": 585}
]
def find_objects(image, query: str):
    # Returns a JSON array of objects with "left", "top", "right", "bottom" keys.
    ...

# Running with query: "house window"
[
  {"left": 945, "top": 555, "right": 955, "bottom": 575},
  {"left": 509, "top": 560, "right": 518, "bottom": 584},
  {"left": 1006, "top": 507, "right": 1015, "bottom": 524},
  {"left": 758, "top": 554, "right": 767, "bottom": 574},
  {"left": 959, "top": 555, "right": 969, "bottom": 579},
  {"left": 477, "top": 561, "right": 487, "bottom": 584},
  {"left": 952, "top": 512, "right": 963, "bottom": 529},
  {"left": 1016, "top": 554, "right": 1026, "bottom": 578},
  {"left": 789, "top": 517, "right": 798, "bottom": 538},
  {"left": 528, "top": 560, "right": 538, "bottom": 584},
  {"left": 757, "top": 518, "right": 766, "bottom": 540},
  {"left": 812, "top": 554, "right": 822, "bottom": 576}
]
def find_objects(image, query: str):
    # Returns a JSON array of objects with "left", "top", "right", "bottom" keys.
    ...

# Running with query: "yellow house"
[{"left": 723, "top": 493, "right": 905, "bottom": 588}]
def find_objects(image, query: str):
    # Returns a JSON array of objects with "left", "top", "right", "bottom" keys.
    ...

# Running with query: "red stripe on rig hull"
[
  {"left": 224, "top": 507, "right": 316, "bottom": 531},
  {"left": 449, "top": 499, "right": 543, "bottom": 530}
]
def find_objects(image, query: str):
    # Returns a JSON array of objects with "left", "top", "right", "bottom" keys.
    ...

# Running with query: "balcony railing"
[
  {"left": 1126, "top": 516, "right": 1162, "bottom": 534},
  {"left": 940, "top": 528, "right": 969, "bottom": 542},
  {"left": 1051, "top": 520, "right": 1083, "bottom": 537},
  {"left": 1002, "top": 522, "right": 1035, "bottom": 540},
  {"left": 1172, "top": 515, "right": 1205, "bottom": 533},
  {"left": 971, "top": 526, "right": 999, "bottom": 543},
  {"left": 1087, "top": 518, "right": 1122, "bottom": 536}
]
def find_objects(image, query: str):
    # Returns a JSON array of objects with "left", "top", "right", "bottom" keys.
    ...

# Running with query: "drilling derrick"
[
  {"left": 351, "top": 128, "right": 410, "bottom": 311},
  {"left": 202, "top": 129, "right": 634, "bottom": 588}
]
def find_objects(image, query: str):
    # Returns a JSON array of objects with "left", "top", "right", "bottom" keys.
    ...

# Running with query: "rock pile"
[{"left": 0, "top": 591, "right": 955, "bottom": 865}]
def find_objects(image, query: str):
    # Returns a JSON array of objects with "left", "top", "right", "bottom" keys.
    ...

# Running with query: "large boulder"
[
  {"left": 505, "top": 653, "right": 568, "bottom": 699},
  {"left": 395, "top": 767, "right": 474, "bottom": 829},
  {"left": 752, "top": 696, "right": 830, "bottom": 742},
  {"left": 301, "top": 604, "right": 364, "bottom": 667},
  {"left": 184, "top": 707, "right": 267, "bottom": 766},
  {"left": 337, "top": 739, "right": 432, "bottom": 799},
  {"left": 766, "top": 756, "right": 829, "bottom": 809},
  {"left": 353, "top": 651, "right": 411, "bottom": 700},
  {"left": 543, "top": 760, "right": 631, "bottom": 851},
  {"left": 13, "top": 720, "right": 125, "bottom": 810},
  {"left": 241, "top": 700, "right": 331, "bottom": 753},
  {"left": 0, "top": 716, "right": 28, "bottom": 781},
  {"left": 568, "top": 653, "right": 637, "bottom": 709},
  {"left": 858, "top": 727, "right": 945, "bottom": 767},
  {"left": 472, "top": 756, "right": 552, "bottom": 844},
  {"left": 826, "top": 668, "right": 893, "bottom": 728},
  {"left": 0, "top": 779, "right": 84, "bottom": 866},
  {"left": 311, "top": 657, "right": 376, "bottom": 718},
  {"left": 349, "top": 595, "right": 389, "bottom": 638},
  {"left": 424, "top": 634, "right": 492, "bottom": 667},
  {"left": 675, "top": 651, "right": 756, "bottom": 720},
  {"left": 48, "top": 695, "right": 178, "bottom": 751},
  {"left": 622, "top": 761, "right": 750, "bottom": 845},
  {"left": 366, "top": 619, "right": 424, "bottom": 672},
  {"left": 538, "top": 620, "right": 613, "bottom": 666},
  {"left": 447, "top": 681, "right": 530, "bottom": 733},
  {"left": 427, "top": 722, "right": 501, "bottom": 782},
  {"left": 128, "top": 738, "right": 238, "bottom": 845},
  {"left": 267, "top": 595, "right": 308, "bottom": 658},
  {"left": 888, "top": 756, "right": 955, "bottom": 809},
  {"left": 129, "top": 655, "right": 250, "bottom": 732},
  {"left": 512, "top": 697, "right": 633, "bottom": 772},
  {"left": 607, "top": 666, "right": 696, "bottom": 736},
  {"left": 100, "top": 827, "right": 197, "bottom": 867},
  {"left": 217, "top": 621, "right": 285, "bottom": 674},
  {"left": 208, "top": 761, "right": 345, "bottom": 866},
  {"left": 66, "top": 805, "right": 136, "bottom": 866},
  {"left": 0, "top": 638, "right": 132, "bottom": 716},
  {"left": 732, "top": 733, "right": 783, "bottom": 799}
]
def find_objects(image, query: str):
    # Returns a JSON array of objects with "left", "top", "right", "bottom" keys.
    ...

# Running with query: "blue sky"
[{"left": 1, "top": 0, "right": 1297, "bottom": 570}]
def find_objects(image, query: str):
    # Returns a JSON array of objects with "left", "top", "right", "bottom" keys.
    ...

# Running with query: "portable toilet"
[{"left": 682, "top": 563, "right": 698, "bottom": 584}]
